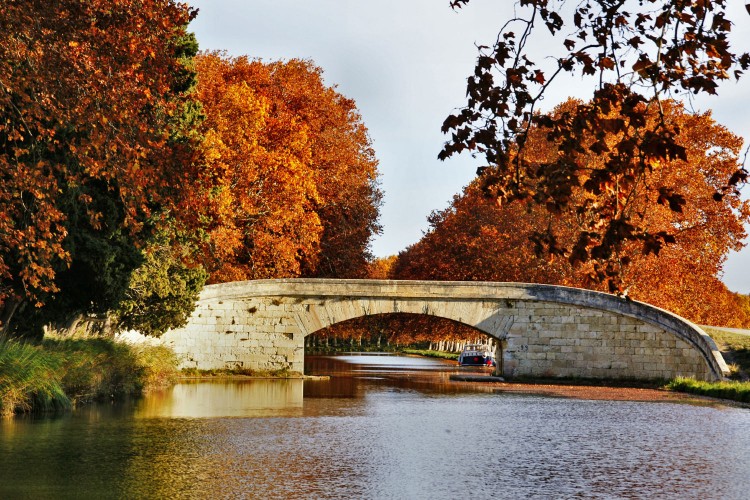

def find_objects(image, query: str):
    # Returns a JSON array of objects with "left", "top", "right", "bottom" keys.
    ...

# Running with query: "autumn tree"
[
  {"left": 186, "top": 53, "right": 381, "bottom": 282},
  {"left": 441, "top": 0, "right": 750, "bottom": 292},
  {"left": 260, "top": 61, "right": 382, "bottom": 278},
  {"left": 187, "top": 53, "right": 322, "bottom": 281},
  {"left": 367, "top": 255, "right": 398, "bottom": 279},
  {"left": 110, "top": 32, "right": 209, "bottom": 338},
  {"left": 401, "top": 98, "right": 750, "bottom": 326},
  {"left": 392, "top": 186, "right": 575, "bottom": 285},
  {"left": 0, "top": 0, "right": 199, "bottom": 336}
]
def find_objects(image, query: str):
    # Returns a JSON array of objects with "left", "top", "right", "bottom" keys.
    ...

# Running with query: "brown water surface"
[{"left": 1, "top": 354, "right": 749, "bottom": 499}]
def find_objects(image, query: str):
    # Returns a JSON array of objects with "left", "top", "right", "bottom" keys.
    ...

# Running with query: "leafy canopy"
[
  {"left": 399, "top": 99, "right": 750, "bottom": 326},
  {"left": 0, "top": 0, "right": 198, "bottom": 335},
  {"left": 441, "top": 0, "right": 750, "bottom": 292},
  {"left": 186, "top": 53, "right": 381, "bottom": 282}
]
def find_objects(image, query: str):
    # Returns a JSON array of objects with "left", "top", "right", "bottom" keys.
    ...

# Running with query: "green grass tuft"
[
  {"left": 1, "top": 337, "right": 179, "bottom": 416},
  {"left": 666, "top": 377, "right": 750, "bottom": 403},
  {"left": 0, "top": 338, "right": 71, "bottom": 417},
  {"left": 132, "top": 344, "right": 180, "bottom": 389}
]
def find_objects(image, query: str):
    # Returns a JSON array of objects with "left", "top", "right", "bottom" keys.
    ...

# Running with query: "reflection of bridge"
[{"left": 160, "top": 279, "right": 728, "bottom": 381}]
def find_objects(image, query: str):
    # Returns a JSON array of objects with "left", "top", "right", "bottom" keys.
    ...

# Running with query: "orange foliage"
[
  {"left": 314, "top": 313, "right": 484, "bottom": 349},
  {"left": 392, "top": 190, "right": 575, "bottom": 286},
  {"left": 186, "top": 53, "right": 380, "bottom": 282},
  {"left": 396, "top": 99, "right": 750, "bottom": 327},
  {"left": 261, "top": 61, "right": 382, "bottom": 278},
  {"left": 367, "top": 255, "right": 398, "bottom": 279},
  {"left": 0, "top": 0, "right": 196, "bottom": 308},
  {"left": 443, "top": 1, "right": 750, "bottom": 292}
]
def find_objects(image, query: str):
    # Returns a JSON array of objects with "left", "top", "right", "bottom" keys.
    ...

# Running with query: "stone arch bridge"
[{"left": 160, "top": 279, "right": 728, "bottom": 381}]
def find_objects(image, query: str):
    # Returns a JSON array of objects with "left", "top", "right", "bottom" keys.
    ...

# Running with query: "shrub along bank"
[
  {"left": 0, "top": 337, "right": 178, "bottom": 417},
  {"left": 663, "top": 327, "right": 750, "bottom": 404}
]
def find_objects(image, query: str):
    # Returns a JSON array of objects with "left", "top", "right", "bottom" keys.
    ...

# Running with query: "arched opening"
[{"left": 304, "top": 312, "right": 503, "bottom": 375}]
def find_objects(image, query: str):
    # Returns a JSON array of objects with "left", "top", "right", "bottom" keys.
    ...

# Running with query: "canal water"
[{"left": 2, "top": 355, "right": 750, "bottom": 499}]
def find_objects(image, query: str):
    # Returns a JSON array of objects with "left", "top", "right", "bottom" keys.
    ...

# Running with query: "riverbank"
[
  {"left": 447, "top": 377, "right": 736, "bottom": 405},
  {"left": 666, "top": 327, "right": 750, "bottom": 402},
  {"left": 178, "top": 368, "right": 329, "bottom": 380},
  {"left": 402, "top": 348, "right": 459, "bottom": 361},
  {"left": 0, "top": 337, "right": 178, "bottom": 417},
  {"left": 5, "top": 337, "right": 750, "bottom": 417}
]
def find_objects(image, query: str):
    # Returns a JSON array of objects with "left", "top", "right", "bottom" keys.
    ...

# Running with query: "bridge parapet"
[{"left": 159, "top": 279, "right": 728, "bottom": 381}]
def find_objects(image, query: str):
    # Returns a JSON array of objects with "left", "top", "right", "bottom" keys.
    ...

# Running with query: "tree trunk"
[{"left": 0, "top": 296, "right": 22, "bottom": 337}]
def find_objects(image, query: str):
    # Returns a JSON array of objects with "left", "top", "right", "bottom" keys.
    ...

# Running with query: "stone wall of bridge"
[{"left": 159, "top": 279, "right": 726, "bottom": 381}]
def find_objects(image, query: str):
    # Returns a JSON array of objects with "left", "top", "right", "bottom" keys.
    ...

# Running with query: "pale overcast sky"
[{"left": 185, "top": 0, "right": 750, "bottom": 294}]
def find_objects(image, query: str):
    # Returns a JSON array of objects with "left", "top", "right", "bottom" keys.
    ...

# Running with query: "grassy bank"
[
  {"left": 702, "top": 327, "right": 750, "bottom": 377},
  {"left": 0, "top": 337, "right": 178, "bottom": 417},
  {"left": 402, "top": 348, "right": 459, "bottom": 361},
  {"left": 305, "top": 344, "right": 400, "bottom": 355},
  {"left": 660, "top": 327, "right": 750, "bottom": 403},
  {"left": 666, "top": 377, "right": 750, "bottom": 404}
]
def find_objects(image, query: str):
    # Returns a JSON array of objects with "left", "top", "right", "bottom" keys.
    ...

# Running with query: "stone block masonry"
[{"left": 159, "top": 279, "right": 728, "bottom": 381}]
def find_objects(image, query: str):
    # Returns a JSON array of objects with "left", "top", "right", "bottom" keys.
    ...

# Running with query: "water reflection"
[
  {"left": 328, "top": 353, "right": 456, "bottom": 371},
  {"left": 1, "top": 354, "right": 750, "bottom": 499},
  {"left": 135, "top": 379, "right": 304, "bottom": 419},
  {"left": 306, "top": 354, "right": 498, "bottom": 398}
]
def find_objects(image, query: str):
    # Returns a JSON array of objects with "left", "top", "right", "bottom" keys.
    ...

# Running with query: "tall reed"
[
  {"left": 1, "top": 337, "right": 179, "bottom": 416},
  {"left": 0, "top": 338, "right": 70, "bottom": 417}
]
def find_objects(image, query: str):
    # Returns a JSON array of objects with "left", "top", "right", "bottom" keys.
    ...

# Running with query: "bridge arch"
[
  {"left": 306, "top": 312, "right": 495, "bottom": 351},
  {"left": 160, "top": 279, "right": 728, "bottom": 381}
]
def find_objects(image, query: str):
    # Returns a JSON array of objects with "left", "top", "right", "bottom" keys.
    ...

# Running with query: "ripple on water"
[{"left": 2, "top": 356, "right": 750, "bottom": 499}]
